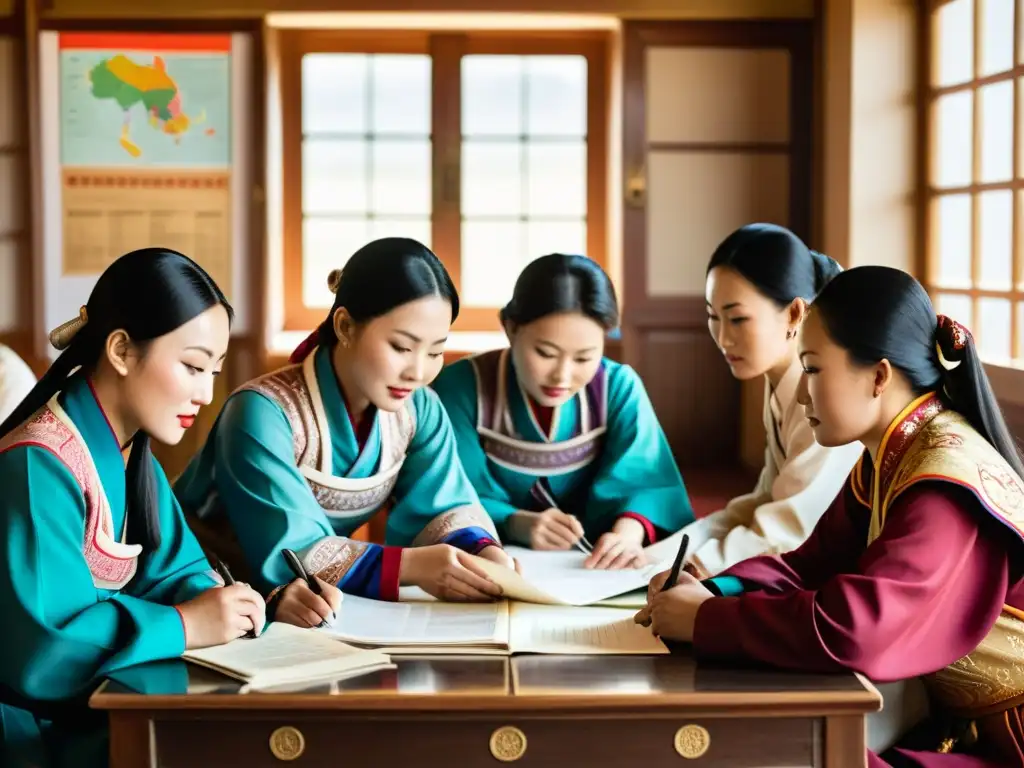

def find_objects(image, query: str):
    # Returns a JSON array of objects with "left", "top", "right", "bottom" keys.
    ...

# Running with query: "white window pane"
[
  {"left": 462, "top": 56, "right": 523, "bottom": 137},
  {"left": 525, "top": 220, "right": 587, "bottom": 259},
  {"left": 980, "top": 80, "right": 1014, "bottom": 183},
  {"left": 525, "top": 56, "right": 587, "bottom": 137},
  {"left": 461, "top": 221, "right": 525, "bottom": 307},
  {"left": 368, "top": 217, "right": 432, "bottom": 250},
  {"left": 977, "top": 296, "right": 1012, "bottom": 360},
  {"left": 933, "top": 194, "right": 973, "bottom": 288},
  {"left": 934, "top": 292, "right": 973, "bottom": 328},
  {"left": 978, "top": 190, "right": 1013, "bottom": 290},
  {"left": 303, "top": 54, "right": 367, "bottom": 134},
  {"left": 371, "top": 140, "right": 431, "bottom": 216},
  {"left": 1016, "top": 302, "right": 1024, "bottom": 358},
  {"left": 980, "top": 0, "right": 1014, "bottom": 75},
  {"left": 933, "top": 91, "right": 973, "bottom": 188},
  {"left": 303, "top": 139, "right": 367, "bottom": 216},
  {"left": 526, "top": 142, "right": 586, "bottom": 217},
  {"left": 933, "top": 0, "right": 975, "bottom": 87},
  {"left": 462, "top": 141, "right": 522, "bottom": 216},
  {"left": 303, "top": 218, "right": 370, "bottom": 308},
  {"left": 371, "top": 55, "right": 431, "bottom": 135}
]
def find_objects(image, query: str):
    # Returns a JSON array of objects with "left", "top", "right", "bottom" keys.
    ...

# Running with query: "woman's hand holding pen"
[
  {"left": 525, "top": 508, "right": 586, "bottom": 551},
  {"left": 176, "top": 583, "right": 266, "bottom": 650},
  {"left": 401, "top": 544, "right": 504, "bottom": 602},
  {"left": 633, "top": 572, "right": 714, "bottom": 643},
  {"left": 274, "top": 577, "right": 343, "bottom": 629}
]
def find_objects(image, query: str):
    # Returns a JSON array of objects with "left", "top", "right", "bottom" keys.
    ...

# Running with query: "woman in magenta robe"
[{"left": 636, "top": 266, "right": 1024, "bottom": 767}]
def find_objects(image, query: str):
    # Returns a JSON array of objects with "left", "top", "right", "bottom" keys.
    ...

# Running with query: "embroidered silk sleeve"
[
  {"left": 212, "top": 391, "right": 400, "bottom": 600},
  {"left": 0, "top": 446, "right": 188, "bottom": 702},
  {"left": 388, "top": 387, "right": 499, "bottom": 553}
]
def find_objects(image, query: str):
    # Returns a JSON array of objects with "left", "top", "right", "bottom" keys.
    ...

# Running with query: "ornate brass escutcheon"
[
  {"left": 673, "top": 724, "right": 711, "bottom": 759},
  {"left": 489, "top": 725, "right": 528, "bottom": 762},
  {"left": 269, "top": 725, "right": 306, "bottom": 761}
]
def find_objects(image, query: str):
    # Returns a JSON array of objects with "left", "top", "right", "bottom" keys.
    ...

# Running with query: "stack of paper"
[
  {"left": 182, "top": 622, "right": 394, "bottom": 689},
  {"left": 320, "top": 594, "right": 668, "bottom": 656}
]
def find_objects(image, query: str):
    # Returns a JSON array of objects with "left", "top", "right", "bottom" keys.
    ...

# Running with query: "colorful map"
[{"left": 59, "top": 33, "right": 231, "bottom": 168}]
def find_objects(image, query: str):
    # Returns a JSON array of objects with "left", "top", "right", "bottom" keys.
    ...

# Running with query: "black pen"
[
  {"left": 282, "top": 548, "right": 331, "bottom": 628},
  {"left": 211, "top": 554, "right": 256, "bottom": 638},
  {"left": 661, "top": 534, "right": 690, "bottom": 592}
]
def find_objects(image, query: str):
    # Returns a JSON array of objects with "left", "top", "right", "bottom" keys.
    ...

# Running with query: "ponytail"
[
  {"left": 935, "top": 315, "right": 1024, "bottom": 479},
  {"left": 2, "top": 247, "right": 233, "bottom": 553}
]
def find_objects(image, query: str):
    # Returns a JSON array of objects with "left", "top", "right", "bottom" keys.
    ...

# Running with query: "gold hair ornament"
[
  {"left": 935, "top": 314, "right": 971, "bottom": 372},
  {"left": 48, "top": 305, "right": 88, "bottom": 351},
  {"left": 326, "top": 269, "right": 343, "bottom": 295}
]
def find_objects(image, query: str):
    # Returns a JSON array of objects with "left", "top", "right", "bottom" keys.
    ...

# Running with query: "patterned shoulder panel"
[
  {"left": 468, "top": 350, "right": 504, "bottom": 431},
  {"left": 0, "top": 406, "right": 88, "bottom": 487},
  {"left": 238, "top": 364, "right": 321, "bottom": 470}
]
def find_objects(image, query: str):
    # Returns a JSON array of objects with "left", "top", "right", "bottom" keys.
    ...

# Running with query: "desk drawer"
[{"left": 154, "top": 714, "right": 819, "bottom": 766}]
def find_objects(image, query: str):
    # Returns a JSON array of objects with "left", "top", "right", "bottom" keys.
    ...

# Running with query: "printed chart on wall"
[{"left": 58, "top": 32, "right": 232, "bottom": 297}]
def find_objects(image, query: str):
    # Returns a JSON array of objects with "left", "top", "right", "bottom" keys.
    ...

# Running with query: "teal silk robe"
[
  {"left": 0, "top": 376, "right": 219, "bottom": 768},
  {"left": 431, "top": 350, "right": 694, "bottom": 544},
  {"left": 174, "top": 346, "right": 498, "bottom": 603}
]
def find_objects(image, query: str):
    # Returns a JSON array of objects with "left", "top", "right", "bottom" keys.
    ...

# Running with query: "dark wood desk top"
[{"left": 90, "top": 654, "right": 881, "bottom": 718}]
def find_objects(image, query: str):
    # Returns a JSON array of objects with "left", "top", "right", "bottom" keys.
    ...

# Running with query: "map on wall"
[
  {"left": 57, "top": 32, "right": 233, "bottom": 296},
  {"left": 59, "top": 32, "right": 231, "bottom": 167}
]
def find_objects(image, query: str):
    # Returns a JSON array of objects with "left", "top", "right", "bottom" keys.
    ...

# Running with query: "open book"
[
  {"left": 464, "top": 530, "right": 690, "bottom": 607},
  {"left": 320, "top": 593, "right": 668, "bottom": 656},
  {"left": 182, "top": 622, "right": 394, "bottom": 689}
]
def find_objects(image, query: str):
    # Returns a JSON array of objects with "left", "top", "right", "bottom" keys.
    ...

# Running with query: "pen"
[
  {"left": 211, "top": 554, "right": 256, "bottom": 639},
  {"left": 660, "top": 534, "right": 690, "bottom": 592},
  {"left": 282, "top": 548, "right": 330, "bottom": 628}
]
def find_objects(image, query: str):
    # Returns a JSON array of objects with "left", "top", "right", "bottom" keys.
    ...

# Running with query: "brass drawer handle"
[
  {"left": 489, "top": 725, "right": 527, "bottom": 761},
  {"left": 674, "top": 724, "right": 710, "bottom": 758},
  {"left": 269, "top": 725, "right": 306, "bottom": 761}
]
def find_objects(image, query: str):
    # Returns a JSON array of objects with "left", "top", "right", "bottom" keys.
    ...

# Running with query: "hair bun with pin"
[
  {"left": 326, "top": 269, "right": 343, "bottom": 295},
  {"left": 935, "top": 314, "right": 972, "bottom": 371},
  {"left": 48, "top": 305, "right": 89, "bottom": 351}
]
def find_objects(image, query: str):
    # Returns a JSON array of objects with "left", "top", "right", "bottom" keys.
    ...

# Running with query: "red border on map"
[{"left": 58, "top": 33, "right": 232, "bottom": 53}]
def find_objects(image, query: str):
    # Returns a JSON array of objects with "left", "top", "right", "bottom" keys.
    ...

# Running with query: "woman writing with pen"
[
  {"left": 432, "top": 254, "right": 693, "bottom": 570},
  {"left": 176, "top": 238, "right": 517, "bottom": 628}
]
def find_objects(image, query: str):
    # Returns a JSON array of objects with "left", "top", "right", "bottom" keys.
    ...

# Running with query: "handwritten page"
[
  {"left": 321, "top": 594, "right": 509, "bottom": 650},
  {"left": 508, "top": 602, "right": 669, "bottom": 655},
  {"left": 182, "top": 622, "right": 392, "bottom": 688}
]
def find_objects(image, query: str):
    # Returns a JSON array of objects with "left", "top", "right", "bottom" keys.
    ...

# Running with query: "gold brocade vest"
[{"left": 849, "top": 392, "right": 1024, "bottom": 718}]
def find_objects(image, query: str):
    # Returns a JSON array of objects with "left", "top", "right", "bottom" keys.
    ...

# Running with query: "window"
[
  {"left": 925, "top": 0, "right": 1023, "bottom": 362},
  {"left": 281, "top": 31, "right": 608, "bottom": 332}
]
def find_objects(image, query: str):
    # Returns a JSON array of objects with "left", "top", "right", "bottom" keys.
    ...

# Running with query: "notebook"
[
  {"left": 319, "top": 593, "right": 668, "bottom": 656},
  {"left": 182, "top": 621, "right": 394, "bottom": 689}
]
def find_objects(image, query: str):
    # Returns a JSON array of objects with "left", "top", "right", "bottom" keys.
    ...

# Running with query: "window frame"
[
  {"left": 280, "top": 28, "right": 609, "bottom": 333},
  {"left": 921, "top": 0, "right": 1024, "bottom": 363}
]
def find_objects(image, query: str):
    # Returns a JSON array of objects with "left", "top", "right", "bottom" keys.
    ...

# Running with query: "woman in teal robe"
[
  {"left": 176, "top": 238, "right": 515, "bottom": 626},
  {"left": 432, "top": 253, "right": 693, "bottom": 569},
  {"left": 0, "top": 249, "right": 264, "bottom": 768}
]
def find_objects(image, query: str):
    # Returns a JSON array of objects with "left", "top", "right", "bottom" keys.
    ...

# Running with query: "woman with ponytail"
[
  {"left": 176, "top": 237, "right": 514, "bottom": 626},
  {"left": 683, "top": 223, "right": 862, "bottom": 577},
  {"left": 0, "top": 248, "right": 265, "bottom": 768},
  {"left": 432, "top": 253, "right": 692, "bottom": 569},
  {"left": 637, "top": 266, "right": 1024, "bottom": 766}
]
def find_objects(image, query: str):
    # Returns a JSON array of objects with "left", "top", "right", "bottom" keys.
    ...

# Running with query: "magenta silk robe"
[{"left": 694, "top": 403, "right": 1024, "bottom": 766}]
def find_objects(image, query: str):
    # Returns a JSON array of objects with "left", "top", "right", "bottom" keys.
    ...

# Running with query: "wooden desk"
[{"left": 91, "top": 654, "right": 880, "bottom": 767}]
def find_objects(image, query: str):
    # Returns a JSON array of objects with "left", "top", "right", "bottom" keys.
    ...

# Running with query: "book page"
[
  {"left": 322, "top": 594, "right": 508, "bottom": 647},
  {"left": 472, "top": 547, "right": 657, "bottom": 606},
  {"left": 508, "top": 602, "right": 669, "bottom": 655},
  {"left": 182, "top": 622, "right": 387, "bottom": 681}
]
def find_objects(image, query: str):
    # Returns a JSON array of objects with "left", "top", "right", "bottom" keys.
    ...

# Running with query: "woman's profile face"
[
  {"left": 509, "top": 311, "right": 605, "bottom": 408},
  {"left": 119, "top": 304, "right": 230, "bottom": 445}
]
